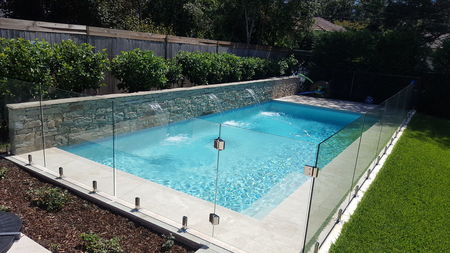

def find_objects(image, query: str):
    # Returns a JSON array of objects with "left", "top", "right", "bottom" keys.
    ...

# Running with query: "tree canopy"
[{"left": 0, "top": 0, "right": 448, "bottom": 48}]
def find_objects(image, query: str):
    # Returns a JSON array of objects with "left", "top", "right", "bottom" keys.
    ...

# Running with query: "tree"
[
  {"left": 182, "top": 0, "right": 219, "bottom": 38},
  {"left": 216, "top": 0, "right": 317, "bottom": 47},
  {"left": 0, "top": 0, "right": 99, "bottom": 25},
  {"left": 317, "top": 0, "right": 357, "bottom": 22}
]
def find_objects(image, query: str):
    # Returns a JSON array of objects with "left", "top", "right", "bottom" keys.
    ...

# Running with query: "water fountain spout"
[
  {"left": 148, "top": 102, "right": 169, "bottom": 126},
  {"left": 208, "top": 94, "right": 224, "bottom": 113},
  {"left": 245, "top": 88, "right": 261, "bottom": 104}
]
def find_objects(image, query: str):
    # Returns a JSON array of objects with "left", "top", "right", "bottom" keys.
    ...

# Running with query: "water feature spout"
[
  {"left": 207, "top": 94, "right": 224, "bottom": 113},
  {"left": 148, "top": 102, "right": 169, "bottom": 126},
  {"left": 245, "top": 88, "right": 261, "bottom": 104}
]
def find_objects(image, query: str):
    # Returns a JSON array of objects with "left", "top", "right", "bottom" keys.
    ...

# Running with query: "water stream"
[{"left": 245, "top": 88, "right": 261, "bottom": 104}]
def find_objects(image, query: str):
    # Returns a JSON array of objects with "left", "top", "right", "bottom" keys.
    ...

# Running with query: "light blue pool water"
[{"left": 62, "top": 101, "right": 361, "bottom": 218}]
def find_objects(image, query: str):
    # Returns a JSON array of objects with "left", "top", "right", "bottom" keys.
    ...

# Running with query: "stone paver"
[{"left": 7, "top": 234, "right": 50, "bottom": 253}]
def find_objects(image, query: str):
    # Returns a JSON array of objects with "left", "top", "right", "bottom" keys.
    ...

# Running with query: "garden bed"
[{"left": 0, "top": 158, "right": 196, "bottom": 253}]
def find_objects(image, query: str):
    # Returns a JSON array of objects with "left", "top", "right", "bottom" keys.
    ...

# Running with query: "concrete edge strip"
[
  {"left": 7, "top": 76, "right": 298, "bottom": 109},
  {"left": 318, "top": 110, "right": 416, "bottom": 252},
  {"left": 3, "top": 155, "right": 233, "bottom": 253}
]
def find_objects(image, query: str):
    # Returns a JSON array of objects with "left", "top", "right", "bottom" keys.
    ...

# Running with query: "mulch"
[{"left": 0, "top": 158, "right": 196, "bottom": 253}]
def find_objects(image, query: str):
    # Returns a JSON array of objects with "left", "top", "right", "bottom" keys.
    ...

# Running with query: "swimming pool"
[{"left": 62, "top": 101, "right": 361, "bottom": 217}]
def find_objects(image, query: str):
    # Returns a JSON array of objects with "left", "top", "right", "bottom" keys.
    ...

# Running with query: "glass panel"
[
  {"left": 113, "top": 98, "right": 219, "bottom": 236},
  {"left": 304, "top": 116, "right": 365, "bottom": 251},
  {"left": 2, "top": 78, "right": 46, "bottom": 167},
  {"left": 351, "top": 106, "right": 383, "bottom": 186},
  {"left": 41, "top": 89, "right": 115, "bottom": 196},
  {"left": 213, "top": 123, "right": 316, "bottom": 253},
  {"left": 378, "top": 99, "right": 394, "bottom": 154}
]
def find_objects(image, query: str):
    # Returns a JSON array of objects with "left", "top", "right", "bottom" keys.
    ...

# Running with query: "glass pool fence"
[{"left": 2, "top": 77, "right": 415, "bottom": 253}]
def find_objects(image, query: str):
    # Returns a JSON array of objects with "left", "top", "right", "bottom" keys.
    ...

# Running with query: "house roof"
[{"left": 312, "top": 17, "right": 346, "bottom": 32}]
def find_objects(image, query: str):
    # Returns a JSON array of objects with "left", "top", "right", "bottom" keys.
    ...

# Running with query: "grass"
[{"left": 330, "top": 114, "right": 450, "bottom": 253}]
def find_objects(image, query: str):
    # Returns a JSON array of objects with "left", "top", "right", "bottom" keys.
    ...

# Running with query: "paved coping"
[{"left": 7, "top": 77, "right": 297, "bottom": 110}]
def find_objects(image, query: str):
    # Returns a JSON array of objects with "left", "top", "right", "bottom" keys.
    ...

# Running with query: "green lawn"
[{"left": 330, "top": 114, "right": 450, "bottom": 253}]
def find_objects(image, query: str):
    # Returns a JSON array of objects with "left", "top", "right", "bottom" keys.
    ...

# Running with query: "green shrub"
[
  {"left": 370, "top": 30, "right": 428, "bottom": 75},
  {"left": 433, "top": 38, "right": 450, "bottom": 74},
  {"left": 0, "top": 205, "right": 11, "bottom": 212},
  {"left": 51, "top": 40, "right": 109, "bottom": 92},
  {"left": 310, "top": 30, "right": 377, "bottom": 79},
  {"left": 161, "top": 233, "right": 175, "bottom": 252},
  {"left": 210, "top": 53, "right": 243, "bottom": 83},
  {"left": 29, "top": 186, "right": 70, "bottom": 212},
  {"left": 0, "top": 167, "right": 9, "bottom": 179},
  {"left": 175, "top": 51, "right": 211, "bottom": 85},
  {"left": 0, "top": 38, "right": 109, "bottom": 95},
  {"left": 277, "top": 54, "right": 299, "bottom": 75},
  {"left": 49, "top": 243, "right": 61, "bottom": 253},
  {"left": 111, "top": 49, "right": 169, "bottom": 92},
  {"left": 310, "top": 30, "right": 428, "bottom": 78},
  {"left": 175, "top": 51, "right": 296, "bottom": 85},
  {"left": 0, "top": 38, "right": 54, "bottom": 94},
  {"left": 80, "top": 233, "right": 123, "bottom": 253},
  {"left": 165, "top": 58, "right": 183, "bottom": 87}
]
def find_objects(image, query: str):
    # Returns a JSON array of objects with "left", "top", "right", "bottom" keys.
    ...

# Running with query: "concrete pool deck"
[
  {"left": 277, "top": 95, "right": 377, "bottom": 113},
  {"left": 10, "top": 96, "right": 382, "bottom": 253}
]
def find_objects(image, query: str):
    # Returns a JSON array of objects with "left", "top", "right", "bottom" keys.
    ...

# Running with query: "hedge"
[
  {"left": 432, "top": 38, "right": 450, "bottom": 74},
  {"left": 0, "top": 38, "right": 299, "bottom": 94},
  {"left": 111, "top": 49, "right": 169, "bottom": 92},
  {"left": 0, "top": 38, "right": 109, "bottom": 94},
  {"left": 309, "top": 30, "right": 428, "bottom": 80},
  {"left": 173, "top": 51, "right": 298, "bottom": 86}
]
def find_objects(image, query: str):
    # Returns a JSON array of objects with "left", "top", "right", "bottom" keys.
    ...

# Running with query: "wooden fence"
[{"left": 0, "top": 17, "right": 310, "bottom": 94}]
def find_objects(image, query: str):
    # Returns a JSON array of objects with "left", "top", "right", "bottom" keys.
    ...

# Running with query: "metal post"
[
  {"left": 58, "top": 167, "right": 64, "bottom": 178},
  {"left": 135, "top": 197, "right": 140, "bottom": 210},
  {"left": 336, "top": 209, "right": 343, "bottom": 223},
  {"left": 182, "top": 216, "right": 188, "bottom": 230},
  {"left": 92, "top": 180, "right": 97, "bottom": 193},
  {"left": 354, "top": 185, "right": 359, "bottom": 198},
  {"left": 164, "top": 35, "right": 169, "bottom": 59},
  {"left": 27, "top": 154, "right": 32, "bottom": 165},
  {"left": 313, "top": 241, "right": 320, "bottom": 253}
]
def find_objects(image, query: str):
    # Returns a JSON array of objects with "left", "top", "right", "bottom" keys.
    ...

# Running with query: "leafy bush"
[
  {"left": 80, "top": 233, "right": 123, "bottom": 253},
  {"left": 175, "top": 51, "right": 211, "bottom": 85},
  {"left": 165, "top": 58, "right": 183, "bottom": 87},
  {"left": 29, "top": 186, "right": 70, "bottom": 212},
  {"left": 161, "top": 233, "right": 175, "bottom": 252},
  {"left": 239, "top": 57, "right": 269, "bottom": 80},
  {"left": 175, "top": 51, "right": 297, "bottom": 85},
  {"left": 0, "top": 38, "right": 54, "bottom": 94},
  {"left": 310, "top": 30, "right": 428, "bottom": 79},
  {"left": 0, "top": 167, "right": 9, "bottom": 179},
  {"left": 0, "top": 205, "right": 11, "bottom": 212},
  {"left": 433, "top": 38, "right": 450, "bottom": 74},
  {"left": 268, "top": 54, "right": 299, "bottom": 77},
  {"left": 370, "top": 31, "right": 428, "bottom": 75},
  {"left": 0, "top": 38, "right": 110, "bottom": 94},
  {"left": 49, "top": 243, "right": 61, "bottom": 253},
  {"left": 111, "top": 49, "right": 169, "bottom": 92},
  {"left": 51, "top": 40, "right": 109, "bottom": 92},
  {"left": 310, "top": 30, "right": 378, "bottom": 79},
  {"left": 209, "top": 53, "right": 242, "bottom": 83}
]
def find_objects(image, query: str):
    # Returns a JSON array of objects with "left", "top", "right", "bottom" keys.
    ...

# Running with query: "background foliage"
[{"left": 111, "top": 49, "right": 169, "bottom": 92}]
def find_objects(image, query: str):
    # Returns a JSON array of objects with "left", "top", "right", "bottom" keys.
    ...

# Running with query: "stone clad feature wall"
[{"left": 8, "top": 77, "right": 300, "bottom": 154}]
